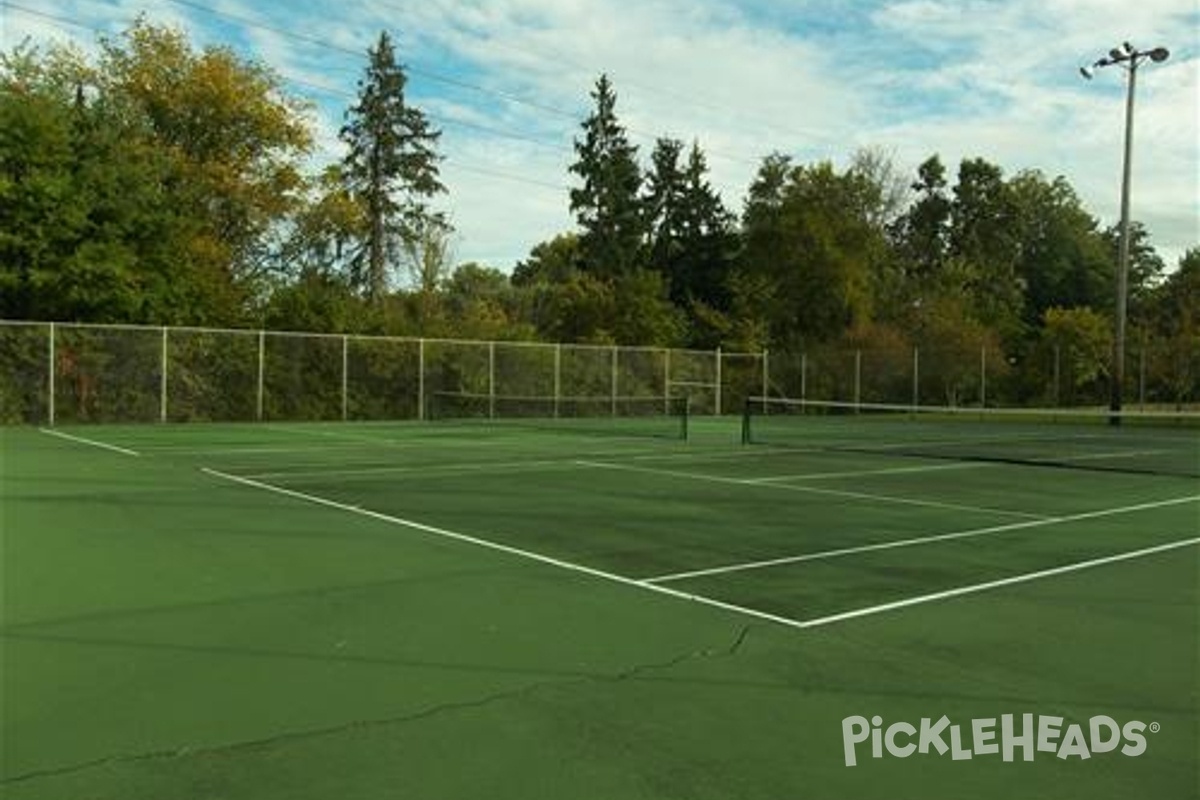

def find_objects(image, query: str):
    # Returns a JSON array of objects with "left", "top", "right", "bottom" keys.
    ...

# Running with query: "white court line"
[
  {"left": 575, "top": 460, "right": 1047, "bottom": 520},
  {"left": 793, "top": 536, "right": 1200, "bottom": 629},
  {"left": 747, "top": 462, "right": 989, "bottom": 483},
  {"left": 242, "top": 457, "right": 597, "bottom": 481},
  {"left": 237, "top": 446, "right": 691, "bottom": 481},
  {"left": 645, "top": 493, "right": 1200, "bottom": 583},
  {"left": 199, "top": 467, "right": 812, "bottom": 631},
  {"left": 202, "top": 467, "right": 1200, "bottom": 634},
  {"left": 38, "top": 428, "right": 139, "bottom": 457},
  {"left": 1056, "top": 449, "right": 1171, "bottom": 463}
]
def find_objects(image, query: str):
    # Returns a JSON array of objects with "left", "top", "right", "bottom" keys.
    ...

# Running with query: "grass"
[{"left": 1, "top": 418, "right": 1197, "bottom": 799}]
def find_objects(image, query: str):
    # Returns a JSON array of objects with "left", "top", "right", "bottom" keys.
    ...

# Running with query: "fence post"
[
  {"left": 611, "top": 346, "right": 618, "bottom": 417},
  {"left": 488, "top": 340, "right": 496, "bottom": 419},
  {"left": 160, "top": 326, "right": 169, "bottom": 423},
  {"left": 47, "top": 322, "right": 56, "bottom": 426},
  {"left": 554, "top": 343, "right": 562, "bottom": 418},
  {"left": 256, "top": 330, "right": 265, "bottom": 422},
  {"left": 980, "top": 345, "right": 987, "bottom": 409},
  {"left": 912, "top": 346, "right": 920, "bottom": 409},
  {"left": 762, "top": 349, "right": 769, "bottom": 404},
  {"left": 854, "top": 350, "right": 862, "bottom": 411},
  {"left": 1053, "top": 344, "right": 1061, "bottom": 407},
  {"left": 715, "top": 347, "right": 723, "bottom": 416},
  {"left": 341, "top": 335, "right": 349, "bottom": 421},
  {"left": 663, "top": 348, "right": 672, "bottom": 412},
  {"left": 801, "top": 352, "right": 807, "bottom": 402},
  {"left": 418, "top": 338, "right": 426, "bottom": 421},
  {"left": 1138, "top": 343, "right": 1146, "bottom": 410}
]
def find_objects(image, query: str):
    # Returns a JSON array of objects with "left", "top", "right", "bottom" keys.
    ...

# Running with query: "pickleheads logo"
[{"left": 842, "top": 714, "right": 1160, "bottom": 767}]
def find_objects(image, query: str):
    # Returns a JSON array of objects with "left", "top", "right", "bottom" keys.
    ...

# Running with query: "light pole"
[{"left": 1080, "top": 42, "right": 1169, "bottom": 423}]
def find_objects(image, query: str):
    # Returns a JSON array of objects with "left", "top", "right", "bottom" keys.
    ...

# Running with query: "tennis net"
[
  {"left": 741, "top": 398, "right": 1200, "bottom": 478},
  {"left": 428, "top": 392, "right": 689, "bottom": 441}
]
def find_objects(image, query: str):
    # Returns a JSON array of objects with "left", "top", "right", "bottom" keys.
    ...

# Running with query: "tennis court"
[{"left": 2, "top": 408, "right": 1197, "bottom": 799}]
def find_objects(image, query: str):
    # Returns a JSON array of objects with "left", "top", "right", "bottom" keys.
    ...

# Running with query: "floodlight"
[{"left": 1080, "top": 39, "right": 1172, "bottom": 420}]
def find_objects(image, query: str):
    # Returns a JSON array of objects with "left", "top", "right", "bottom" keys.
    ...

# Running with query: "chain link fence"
[{"left": 2, "top": 320, "right": 1195, "bottom": 425}]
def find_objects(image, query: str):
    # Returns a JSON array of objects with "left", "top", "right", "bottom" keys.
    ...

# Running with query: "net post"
[
  {"left": 801, "top": 351, "right": 807, "bottom": 401},
  {"left": 418, "top": 338, "right": 426, "bottom": 421},
  {"left": 341, "top": 334, "right": 349, "bottom": 422},
  {"left": 256, "top": 330, "right": 265, "bottom": 421},
  {"left": 47, "top": 322, "right": 56, "bottom": 426},
  {"left": 715, "top": 347, "right": 723, "bottom": 416},
  {"left": 160, "top": 326, "right": 169, "bottom": 423}
]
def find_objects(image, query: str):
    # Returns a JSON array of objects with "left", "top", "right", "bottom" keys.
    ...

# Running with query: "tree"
[
  {"left": 1007, "top": 170, "right": 1110, "bottom": 327},
  {"left": 280, "top": 165, "right": 367, "bottom": 279},
  {"left": 98, "top": 20, "right": 313, "bottom": 309},
  {"left": 443, "top": 263, "right": 535, "bottom": 341},
  {"left": 735, "top": 157, "right": 881, "bottom": 350},
  {"left": 644, "top": 137, "right": 687, "bottom": 277},
  {"left": 891, "top": 155, "right": 952, "bottom": 288},
  {"left": 1037, "top": 307, "right": 1113, "bottom": 405},
  {"left": 644, "top": 139, "right": 735, "bottom": 317},
  {"left": 1141, "top": 248, "right": 1200, "bottom": 404},
  {"left": 569, "top": 75, "right": 644, "bottom": 278},
  {"left": 341, "top": 31, "right": 446, "bottom": 302},
  {"left": 511, "top": 232, "right": 581, "bottom": 287},
  {"left": 1, "top": 22, "right": 313, "bottom": 324},
  {"left": 1101, "top": 220, "right": 1166, "bottom": 323},
  {"left": 948, "top": 158, "right": 1024, "bottom": 334}
]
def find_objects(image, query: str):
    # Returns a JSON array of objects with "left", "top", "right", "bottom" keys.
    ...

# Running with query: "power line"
[
  {"left": 158, "top": 0, "right": 584, "bottom": 122},
  {"left": 4, "top": 3, "right": 571, "bottom": 195}
]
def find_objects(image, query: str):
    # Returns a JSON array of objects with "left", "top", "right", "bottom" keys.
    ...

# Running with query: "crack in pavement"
[{"left": 3, "top": 624, "right": 755, "bottom": 786}]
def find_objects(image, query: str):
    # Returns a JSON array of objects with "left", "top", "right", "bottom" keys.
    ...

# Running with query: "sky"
[{"left": 4, "top": 0, "right": 1198, "bottom": 271}]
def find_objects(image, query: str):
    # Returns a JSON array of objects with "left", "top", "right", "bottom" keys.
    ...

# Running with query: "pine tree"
[
  {"left": 340, "top": 31, "right": 446, "bottom": 302},
  {"left": 569, "top": 75, "right": 644, "bottom": 279}
]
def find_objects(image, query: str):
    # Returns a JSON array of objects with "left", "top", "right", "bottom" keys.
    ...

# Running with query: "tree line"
[{"left": 2, "top": 21, "right": 1197, "bottom": 403}]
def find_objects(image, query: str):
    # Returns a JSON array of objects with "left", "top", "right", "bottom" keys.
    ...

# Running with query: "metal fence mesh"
[{"left": 2, "top": 320, "right": 1195, "bottom": 425}]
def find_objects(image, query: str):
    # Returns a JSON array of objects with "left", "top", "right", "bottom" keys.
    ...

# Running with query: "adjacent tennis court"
[{"left": 2, "top": 408, "right": 1197, "bottom": 799}]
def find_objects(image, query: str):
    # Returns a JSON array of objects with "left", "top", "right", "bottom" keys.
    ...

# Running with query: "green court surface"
[{"left": 1, "top": 417, "right": 1197, "bottom": 799}]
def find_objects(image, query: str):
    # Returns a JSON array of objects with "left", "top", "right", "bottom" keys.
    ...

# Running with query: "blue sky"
[{"left": 5, "top": 0, "right": 1198, "bottom": 270}]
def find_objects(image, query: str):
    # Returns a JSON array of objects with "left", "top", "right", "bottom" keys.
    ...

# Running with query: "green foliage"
[
  {"left": 569, "top": 75, "right": 645, "bottom": 278},
  {"left": 737, "top": 158, "right": 883, "bottom": 349},
  {"left": 511, "top": 233, "right": 580, "bottom": 287},
  {"left": 340, "top": 31, "right": 446, "bottom": 302},
  {"left": 1, "top": 21, "right": 312, "bottom": 326},
  {"left": 1037, "top": 306, "right": 1113, "bottom": 405},
  {"left": 3, "top": 31, "right": 1195, "bottom": 409}
]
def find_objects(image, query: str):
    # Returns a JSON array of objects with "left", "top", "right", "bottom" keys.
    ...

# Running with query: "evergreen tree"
[
  {"left": 569, "top": 75, "right": 644, "bottom": 278},
  {"left": 340, "top": 31, "right": 446, "bottom": 302}
]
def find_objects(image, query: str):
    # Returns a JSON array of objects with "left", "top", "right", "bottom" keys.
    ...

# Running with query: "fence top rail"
[{"left": 0, "top": 318, "right": 763, "bottom": 359}]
